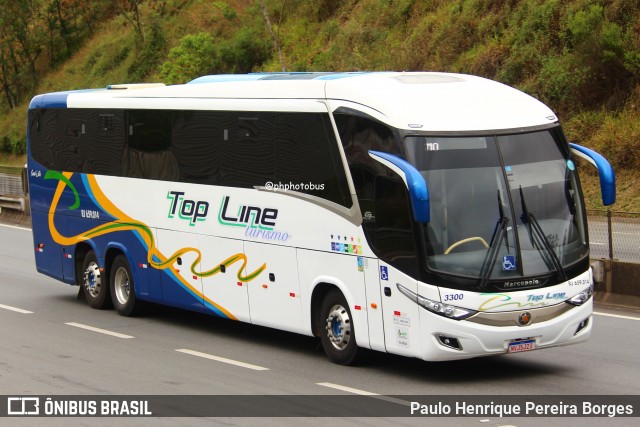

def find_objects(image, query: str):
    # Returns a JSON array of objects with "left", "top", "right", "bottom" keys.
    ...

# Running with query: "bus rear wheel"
[
  {"left": 110, "top": 255, "right": 141, "bottom": 317},
  {"left": 318, "top": 289, "right": 359, "bottom": 365},
  {"left": 82, "top": 251, "right": 111, "bottom": 309}
]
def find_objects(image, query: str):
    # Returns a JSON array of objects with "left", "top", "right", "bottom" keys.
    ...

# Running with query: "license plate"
[{"left": 508, "top": 339, "right": 536, "bottom": 353}]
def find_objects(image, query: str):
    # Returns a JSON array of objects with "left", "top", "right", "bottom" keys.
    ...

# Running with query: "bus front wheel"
[
  {"left": 82, "top": 251, "right": 111, "bottom": 309},
  {"left": 110, "top": 255, "right": 141, "bottom": 317},
  {"left": 318, "top": 289, "right": 359, "bottom": 365}
]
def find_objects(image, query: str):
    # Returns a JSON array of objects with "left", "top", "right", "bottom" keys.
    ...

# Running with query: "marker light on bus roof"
[{"left": 396, "top": 284, "right": 477, "bottom": 320}]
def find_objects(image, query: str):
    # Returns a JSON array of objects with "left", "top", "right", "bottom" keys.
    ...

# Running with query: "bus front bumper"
[{"left": 417, "top": 299, "right": 592, "bottom": 361}]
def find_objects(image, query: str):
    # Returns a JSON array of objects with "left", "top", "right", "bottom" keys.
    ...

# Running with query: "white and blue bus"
[{"left": 27, "top": 72, "right": 615, "bottom": 364}]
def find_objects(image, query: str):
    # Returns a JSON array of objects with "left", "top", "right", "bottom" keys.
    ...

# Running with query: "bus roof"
[{"left": 29, "top": 72, "right": 557, "bottom": 132}]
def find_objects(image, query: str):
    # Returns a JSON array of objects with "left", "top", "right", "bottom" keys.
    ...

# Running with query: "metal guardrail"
[
  {"left": 0, "top": 166, "right": 26, "bottom": 211},
  {"left": 0, "top": 165, "right": 22, "bottom": 174},
  {"left": 587, "top": 210, "right": 640, "bottom": 263}
]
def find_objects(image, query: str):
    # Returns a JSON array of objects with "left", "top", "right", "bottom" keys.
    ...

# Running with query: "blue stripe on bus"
[
  {"left": 203, "top": 300, "right": 230, "bottom": 318},
  {"left": 80, "top": 174, "right": 102, "bottom": 212},
  {"left": 29, "top": 89, "right": 105, "bottom": 109},
  {"left": 189, "top": 72, "right": 379, "bottom": 83},
  {"left": 29, "top": 93, "right": 69, "bottom": 109},
  {"left": 314, "top": 72, "right": 394, "bottom": 80},
  {"left": 314, "top": 73, "right": 365, "bottom": 80},
  {"left": 188, "top": 75, "right": 269, "bottom": 84}
]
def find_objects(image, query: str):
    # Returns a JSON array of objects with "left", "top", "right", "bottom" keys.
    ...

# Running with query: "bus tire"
[
  {"left": 318, "top": 289, "right": 359, "bottom": 365},
  {"left": 82, "top": 251, "right": 111, "bottom": 309},
  {"left": 110, "top": 255, "right": 140, "bottom": 317}
]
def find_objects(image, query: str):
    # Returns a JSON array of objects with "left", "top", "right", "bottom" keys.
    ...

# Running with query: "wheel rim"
[
  {"left": 84, "top": 262, "right": 101, "bottom": 298},
  {"left": 325, "top": 304, "right": 351, "bottom": 350},
  {"left": 114, "top": 267, "right": 130, "bottom": 305}
]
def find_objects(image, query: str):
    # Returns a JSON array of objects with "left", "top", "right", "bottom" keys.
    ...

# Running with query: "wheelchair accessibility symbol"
[
  {"left": 502, "top": 255, "right": 516, "bottom": 271},
  {"left": 380, "top": 266, "right": 389, "bottom": 281}
]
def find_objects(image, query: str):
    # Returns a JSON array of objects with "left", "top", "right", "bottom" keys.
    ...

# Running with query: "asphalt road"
[{"left": 0, "top": 223, "right": 639, "bottom": 426}]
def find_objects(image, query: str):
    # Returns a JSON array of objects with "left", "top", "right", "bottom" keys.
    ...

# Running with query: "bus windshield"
[{"left": 405, "top": 128, "right": 588, "bottom": 289}]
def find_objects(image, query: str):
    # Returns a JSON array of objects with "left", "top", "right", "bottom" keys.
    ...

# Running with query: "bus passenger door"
[
  {"left": 199, "top": 235, "right": 250, "bottom": 322},
  {"left": 379, "top": 264, "right": 421, "bottom": 357},
  {"left": 363, "top": 258, "right": 386, "bottom": 352},
  {"left": 155, "top": 229, "right": 204, "bottom": 313},
  {"left": 244, "top": 242, "right": 303, "bottom": 333},
  {"left": 372, "top": 176, "right": 422, "bottom": 357}
]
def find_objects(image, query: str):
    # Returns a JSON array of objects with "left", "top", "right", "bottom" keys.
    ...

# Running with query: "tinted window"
[
  {"left": 85, "top": 110, "right": 125, "bottom": 175},
  {"left": 277, "top": 113, "right": 351, "bottom": 206},
  {"left": 224, "top": 113, "right": 276, "bottom": 188},
  {"left": 29, "top": 108, "right": 352, "bottom": 207},
  {"left": 30, "top": 108, "right": 86, "bottom": 172},
  {"left": 335, "top": 113, "right": 420, "bottom": 273},
  {"left": 127, "top": 110, "right": 172, "bottom": 151},
  {"left": 125, "top": 110, "right": 178, "bottom": 180},
  {"left": 373, "top": 176, "right": 419, "bottom": 276},
  {"left": 172, "top": 111, "right": 223, "bottom": 184},
  {"left": 335, "top": 114, "right": 402, "bottom": 201},
  {"left": 30, "top": 108, "right": 124, "bottom": 176},
  {"left": 335, "top": 114, "right": 403, "bottom": 246}
]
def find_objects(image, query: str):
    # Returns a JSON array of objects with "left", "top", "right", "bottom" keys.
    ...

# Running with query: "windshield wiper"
[
  {"left": 478, "top": 191, "right": 510, "bottom": 289},
  {"left": 519, "top": 186, "right": 568, "bottom": 281}
]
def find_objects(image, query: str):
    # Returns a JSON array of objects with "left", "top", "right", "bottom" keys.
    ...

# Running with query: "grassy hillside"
[{"left": 1, "top": 0, "right": 638, "bottom": 210}]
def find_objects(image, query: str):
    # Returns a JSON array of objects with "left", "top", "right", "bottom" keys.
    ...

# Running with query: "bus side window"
[
  {"left": 172, "top": 111, "right": 223, "bottom": 185},
  {"left": 335, "top": 114, "right": 402, "bottom": 197},
  {"left": 84, "top": 111, "right": 125, "bottom": 176},
  {"left": 276, "top": 113, "right": 351, "bottom": 207},
  {"left": 29, "top": 108, "right": 125, "bottom": 177},
  {"left": 224, "top": 113, "right": 276, "bottom": 188},
  {"left": 335, "top": 113, "right": 418, "bottom": 276},
  {"left": 125, "top": 110, "right": 179, "bottom": 181},
  {"left": 29, "top": 110, "right": 54, "bottom": 169},
  {"left": 334, "top": 113, "right": 404, "bottom": 246},
  {"left": 36, "top": 109, "right": 88, "bottom": 173}
]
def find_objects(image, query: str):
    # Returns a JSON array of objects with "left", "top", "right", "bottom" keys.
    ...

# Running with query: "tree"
[
  {"left": 259, "top": 0, "right": 285, "bottom": 71},
  {"left": 159, "top": 32, "right": 216, "bottom": 84},
  {"left": 0, "top": 0, "right": 42, "bottom": 108},
  {"left": 118, "top": 0, "right": 145, "bottom": 40}
]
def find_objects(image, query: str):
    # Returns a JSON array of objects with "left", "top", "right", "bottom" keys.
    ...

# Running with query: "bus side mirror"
[
  {"left": 368, "top": 150, "right": 430, "bottom": 223},
  {"left": 569, "top": 143, "right": 616, "bottom": 206}
]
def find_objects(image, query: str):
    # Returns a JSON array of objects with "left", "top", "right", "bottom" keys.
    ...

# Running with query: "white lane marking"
[
  {"left": 65, "top": 322, "right": 134, "bottom": 339},
  {"left": 316, "top": 382, "right": 410, "bottom": 407},
  {"left": 0, "top": 303, "right": 33, "bottom": 314},
  {"left": 593, "top": 312, "right": 640, "bottom": 321},
  {"left": 316, "top": 382, "right": 379, "bottom": 395},
  {"left": 0, "top": 223, "right": 30, "bottom": 231},
  {"left": 176, "top": 349, "right": 269, "bottom": 371}
]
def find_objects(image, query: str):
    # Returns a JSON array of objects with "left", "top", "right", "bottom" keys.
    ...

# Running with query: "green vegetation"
[{"left": 1, "top": 0, "right": 638, "bottom": 209}]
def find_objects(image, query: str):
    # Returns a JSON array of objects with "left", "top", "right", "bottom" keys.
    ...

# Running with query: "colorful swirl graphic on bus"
[{"left": 44, "top": 171, "right": 267, "bottom": 319}]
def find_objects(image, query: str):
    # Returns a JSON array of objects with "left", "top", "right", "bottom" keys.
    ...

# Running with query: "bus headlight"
[
  {"left": 397, "top": 284, "right": 477, "bottom": 320},
  {"left": 567, "top": 283, "right": 594, "bottom": 306}
]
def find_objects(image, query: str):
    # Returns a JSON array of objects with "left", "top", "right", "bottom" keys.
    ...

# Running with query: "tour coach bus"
[{"left": 27, "top": 72, "right": 615, "bottom": 364}]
